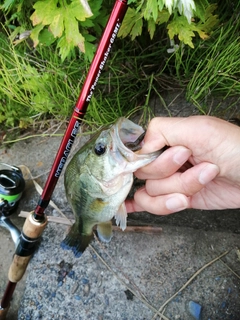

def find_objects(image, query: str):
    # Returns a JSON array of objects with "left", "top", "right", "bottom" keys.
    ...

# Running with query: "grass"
[
  {"left": 186, "top": 19, "right": 240, "bottom": 114},
  {"left": 0, "top": 35, "right": 84, "bottom": 128},
  {"left": 169, "top": 2, "right": 240, "bottom": 115},
  {"left": 0, "top": 33, "right": 166, "bottom": 129},
  {"left": 0, "top": 2, "right": 240, "bottom": 143}
]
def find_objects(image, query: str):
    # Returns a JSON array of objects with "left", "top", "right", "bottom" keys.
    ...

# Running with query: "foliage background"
[{"left": 0, "top": 0, "right": 239, "bottom": 142}]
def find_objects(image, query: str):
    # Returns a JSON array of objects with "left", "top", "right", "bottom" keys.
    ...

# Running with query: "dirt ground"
[{"left": 0, "top": 91, "right": 240, "bottom": 319}]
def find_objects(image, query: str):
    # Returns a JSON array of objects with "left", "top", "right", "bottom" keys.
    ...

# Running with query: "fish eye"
[{"left": 94, "top": 142, "right": 106, "bottom": 156}]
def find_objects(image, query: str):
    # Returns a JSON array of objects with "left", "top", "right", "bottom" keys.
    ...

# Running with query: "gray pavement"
[{"left": 0, "top": 92, "right": 240, "bottom": 319}]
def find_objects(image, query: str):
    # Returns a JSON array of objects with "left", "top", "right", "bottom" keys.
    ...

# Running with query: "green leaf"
[
  {"left": 30, "top": 0, "right": 93, "bottom": 57},
  {"left": 30, "top": 23, "right": 45, "bottom": 47},
  {"left": 63, "top": 14, "right": 85, "bottom": 52},
  {"left": 49, "top": 13, "right": 64, "bottom": 38},
  {"left": 192, "top": 25, "right": 208, "bottom": 40},
  {"left": 167, "top": 4, "right": 218, "bottom": 48},
  {"left": 0, "top": 114, "right": 6, "bottom": 124},
  {"left": 1, "top": 0, "right": 16, "bottom": 11},
  {"left": 118, "top": 7, "right": 143, "bottom": 40},
  {"left": 199, "top": 4, "right": 218, "bottom": 33},
  {"left": 131, "top": 16, "right": 143, "bottom": 39},
  {"left": 38, "top": 29, "right": 56, "bottom": 46},
  {"left": 167, "top": 16, "right": 195, "bottom": 48},
  {"left": 143, "top": 0, "right": 159, "bottom": 22},
  {"left": 84, "top": 40, "right": 96, "bottom": 62},
  {"left": 70, "top": 0, "right": 93, "bottom": 21},
  {"left": 81, "top": 0, "right": 107, "bottom": 35},
  {"left": 57, "top": 36, "right": 75, "bottom": 61},
  {"left": 194, "top": 0, "right": 208, "bottom": 22},
  {"left": 118, "top": 8, "right": 137, "bottom": 38},
  {"left": 31, "top": 0, "right": 59, "bottom": 26},
  {"left": 157, "top": 0, "right": 164, "bottom": 11},
  {"left": 148, "top": 18, "right": 156, "bottom": 39},
  {"left": 157, "top": 9, "right": 170, "bottom": 24},
  {"left": 191, "top": 4, "right": 218, "bottom": 40}
]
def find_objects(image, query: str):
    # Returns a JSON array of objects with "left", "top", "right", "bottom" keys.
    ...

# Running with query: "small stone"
[
  {"left": 52, "top": 209, "right": 59, "bottom": 216},
  {"left": 81, "top": 278, "right": 89, "bottom": 284},
  {"left": 75, "top": 295, "right": 81, "bottom": 301},
  {"left": 71, "top": 283, "right": 79, "bottom": 294},
  {"left": 68, "top": 270, "right": 75, "bottom": 279},
  {"left": 95, "top": 298, "right": 102, "bottom": 306},
  {"left": 83, "top": 283, "right": 90, "bottom": 296},
  {"left": 104, "top": 296, "right": 109, "bottom": 306},
  {"left": 189, "top": 301, "right": 202, "bottom": 320},
  {"left": 43, "top": 289, "right": 51, "bottom": 298},
  {"left": 56, "top": 292, "right": 64, "bottom": 301},
  {"left": 97, "top": 277, "right": 102, "bottom": 288},
  {"left": 124, "top": 289, "right": 134, "bottom": 300},
  {"left": 30, "top": 300, "right": 35, "bottom": 306}
]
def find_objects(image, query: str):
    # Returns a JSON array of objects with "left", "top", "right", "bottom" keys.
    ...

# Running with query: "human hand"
[{"left": 126, "top": 116, "right": 240, "bottom": 215}]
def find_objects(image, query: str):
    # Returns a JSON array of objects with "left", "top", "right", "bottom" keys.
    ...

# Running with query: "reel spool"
[{"left": 0, "top": 163, "right": 25, "bottom": 216}]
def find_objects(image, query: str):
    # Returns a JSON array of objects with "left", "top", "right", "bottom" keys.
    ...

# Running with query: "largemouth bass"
[{"left": 61, "top": 117, "right": 163, "bottom": 257}]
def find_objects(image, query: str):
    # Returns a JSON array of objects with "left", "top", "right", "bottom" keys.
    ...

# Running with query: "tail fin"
[{"left": 60, "top": 222, "right": 93, "bottom": 258}]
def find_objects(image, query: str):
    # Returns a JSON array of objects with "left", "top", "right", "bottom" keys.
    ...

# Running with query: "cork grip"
[
  {"left": 8, "top": 255, "right": 31, "bottom": 283},
  {"left": 23, "top": 211, "right": 47, "bottom": 238},
  {"left": 8, "top": 212, "right": 47, "bottom": 283},
  {"left": 0, "top": 303, "right": 10, "bottom": 320}
]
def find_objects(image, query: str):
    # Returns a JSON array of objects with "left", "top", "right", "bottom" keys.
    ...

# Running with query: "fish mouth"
[
  {"left": 110, "top": 117, "right": 147, "bottom": 161},
  {"left": 124, "top": 131, "right": 145, "bottom": 151}
]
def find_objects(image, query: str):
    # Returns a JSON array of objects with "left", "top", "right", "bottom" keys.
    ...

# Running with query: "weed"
[
  {"left": 0, "top": 34, "right": 84, "bottom": 128},
  {"left": 186, "top": 16, "right": 240, "bottom": 114}
]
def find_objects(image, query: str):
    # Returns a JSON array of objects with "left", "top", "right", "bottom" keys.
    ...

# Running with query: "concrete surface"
[{"left": 0, "top": 91, "right": 240, "bottom": 319}]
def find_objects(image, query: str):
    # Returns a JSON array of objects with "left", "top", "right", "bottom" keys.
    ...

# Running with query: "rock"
[{"left": 188, "top": 300, "right": 202, "bottom": 320}]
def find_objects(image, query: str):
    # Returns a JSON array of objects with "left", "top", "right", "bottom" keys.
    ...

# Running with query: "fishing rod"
[{"left": 0, "top": 0, "right": 128, "bottom": 318}]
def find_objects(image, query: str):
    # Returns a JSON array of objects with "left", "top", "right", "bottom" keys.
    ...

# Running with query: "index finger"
[{"left": 140, "top": 116, "right": 218, "bottom": 155}]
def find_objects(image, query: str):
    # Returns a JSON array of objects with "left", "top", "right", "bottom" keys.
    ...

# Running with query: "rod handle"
[
  {"left": 23, "top": 211, "right": 47, "bottom": 238},
  {"left": 8, "top": 255, "right": 31, "bottom": 283},
  {"left": 0, "top": 304, "right": 10, "bottom": 320},
  {"left": 8, "top": 212, "right": 47, "bottom": 283}
]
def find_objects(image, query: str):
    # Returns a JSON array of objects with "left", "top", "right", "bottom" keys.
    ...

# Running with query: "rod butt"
[{"left": 0, "top": 304, "right": 10, "bottom": 320}]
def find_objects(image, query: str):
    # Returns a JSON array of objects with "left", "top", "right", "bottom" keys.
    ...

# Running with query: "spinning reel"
[{"left": 0, "top": 163, "right": 25, "bottom": 246}]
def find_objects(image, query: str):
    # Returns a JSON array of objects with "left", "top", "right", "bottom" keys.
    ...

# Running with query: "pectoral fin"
[
  {"left": 97, "top": 221, "right": 113, "bottom": 243},
  {"left": 115, "top": 202, "right": 127, "bottom": 231},
  {"left": 60, "top": 222, "right": 93, "bottom": 258}
]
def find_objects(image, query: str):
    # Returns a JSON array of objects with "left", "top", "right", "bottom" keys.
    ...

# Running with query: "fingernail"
[
  {"left": 198, "top": 164, "right": 219, "bottom": 185},
  {"left": 166, "top": 196, "right": 188, "bottom": 211},
  {"left": 173, "top": 148, "right": 191, "bottom": 165}
]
